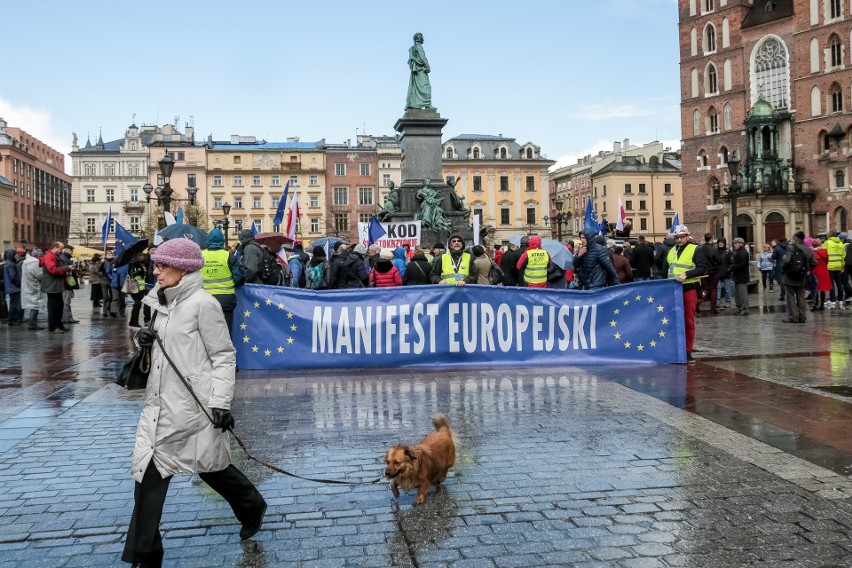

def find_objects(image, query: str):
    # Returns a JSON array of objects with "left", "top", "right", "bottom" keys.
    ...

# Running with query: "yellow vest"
[
  {"left": 524, "top": 249, "right": 549, "bottom": 285},
  {"left": 825, "top": 238, "right": 846, "bottom": 271},
  {"left": 440, "top": 252, "right": 471, "bottom": 284},
  {"left": 201, "top": 249, "right": 235, "bottom": 295},
  {"left": 667, "top": 244, "right": 699, "bottom": 285}
]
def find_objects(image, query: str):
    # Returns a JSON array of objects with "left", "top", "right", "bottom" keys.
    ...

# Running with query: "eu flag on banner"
[
  {"left": 101, "top": 207, "right": 112, "bottom": 247},
  {"left": 272, "top": 181, "right": 290, "bottom": 228},
  {"left": 367, "top": 216, "right": 386, "bottom": 245},
  {"left": 113, "top": 221, "right": 137, "bottom": 257}
]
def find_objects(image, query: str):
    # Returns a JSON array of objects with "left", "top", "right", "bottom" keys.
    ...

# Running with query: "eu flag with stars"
[
  {"left": 367, "top": 216, "right": 386, "bottom": 245},
  {"left": 114, "top": 221, "right": 138, "bottom": 257}
]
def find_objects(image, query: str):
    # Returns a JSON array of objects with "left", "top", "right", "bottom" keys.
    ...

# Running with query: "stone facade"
[
  {"left": 0, "top": 119, "right": 71, "bottom": 248},
  {"left": 679, "top": 0, "right": 852, "bottom": 244}
]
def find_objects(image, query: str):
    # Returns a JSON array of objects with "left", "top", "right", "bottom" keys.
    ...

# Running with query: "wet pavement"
[{"left": 1, "top": 286, "right": 852, "bottom": 567}]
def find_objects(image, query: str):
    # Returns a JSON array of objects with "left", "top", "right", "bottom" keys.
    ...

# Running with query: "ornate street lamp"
[
  {"left": 725, "top": 152, "right": 741, "bottom": 241},
  {"left": 554, "top": 197, "right": 566, "bottom": 243},
  {"left": 158, "top": 151, "right": 175, "bottom": 213},
  {"left": 221, "top": 202, "right": 231, "bottom": 247}
]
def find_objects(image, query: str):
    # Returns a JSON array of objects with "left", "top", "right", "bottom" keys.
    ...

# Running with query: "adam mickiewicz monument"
[{"left": 385, "top": 33, "right": 472, "bottom": 246}]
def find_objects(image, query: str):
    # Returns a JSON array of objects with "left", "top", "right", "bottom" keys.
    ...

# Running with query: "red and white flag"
[
  {"left": 276, "top": 244, "right": 289, "bottom": 265},
  {"left": 285, "top": 193, "right": 300, "bottom": 241},
  {"left": 616, "top": 196, "right": 625, "bottom": 232}
]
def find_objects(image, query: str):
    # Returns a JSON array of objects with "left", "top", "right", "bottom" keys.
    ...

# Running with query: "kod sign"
[{"left": 358, "top": 221, "right": 421, "bottom": 249}]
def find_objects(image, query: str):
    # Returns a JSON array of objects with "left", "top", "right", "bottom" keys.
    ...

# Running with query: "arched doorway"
[
  {"left": 736, "top": 213, "right": 753, "bottom": 244},
  {"left": 764, "top": 212, "right": 786, "bottom": 243}
]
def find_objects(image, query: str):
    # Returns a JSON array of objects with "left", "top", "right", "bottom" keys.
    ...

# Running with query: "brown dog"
[{"left": 385, "top": 413, "right": 457, "bottom": 505}]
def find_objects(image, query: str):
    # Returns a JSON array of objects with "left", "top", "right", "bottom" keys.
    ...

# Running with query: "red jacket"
[
  {"left": 42, "top": 250, "right": 68, "bottom": 276},
  {"left": 813, "top": 248, "right": 832, "bottom": 292},
  {"left": 370, "top": 266, "right": 402, "bottom": 287}
]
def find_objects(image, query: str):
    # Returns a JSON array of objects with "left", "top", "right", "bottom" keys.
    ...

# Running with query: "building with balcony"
[
  {"left": 678, "top": 0, "right": 852, "bottom": 244},
  {"left": 206, "top": 136, "right": 326, "bottom": 244},
  {"left": 441, "top": 134, "right": 554, "bottom": 245},
  {"left": 0, "top": 118, "right": 71, "bottom": 248}
]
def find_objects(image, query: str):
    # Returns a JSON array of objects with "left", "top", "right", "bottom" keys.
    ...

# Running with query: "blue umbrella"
[
  {"left": 309, "top": 236, "right": 345, "bottom": 250},
  {"left": 157, "top": 223, "right": 209, "bottom": 249},
  {"left": 507, "top": 236, "right": 573, "bottom": 270}
]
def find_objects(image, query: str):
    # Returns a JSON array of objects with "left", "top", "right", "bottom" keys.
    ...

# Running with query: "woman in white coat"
[
  {"left": 121, "top": 238, "right": 266, "bottom": 568},
  {"left": 21, "top": 248, "right": 45, "bottom": 330}
]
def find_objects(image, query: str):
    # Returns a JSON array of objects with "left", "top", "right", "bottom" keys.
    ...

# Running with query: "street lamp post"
[
  {"left": 221, "top": 202, "right": 231, "bottom": 248},
  {"left": 554, "top": 198, "right": 567, "bottom": 243},
  {"left": 725, "top": 152, "right": 741, "bottom": 241},
  {"left": 157, "top": 151, "right": 175, "bottom": 214}
]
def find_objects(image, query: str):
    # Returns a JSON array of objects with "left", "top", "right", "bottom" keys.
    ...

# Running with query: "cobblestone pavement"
[{"left": 0, "top": 287, "right": 851, "bottom": 567}]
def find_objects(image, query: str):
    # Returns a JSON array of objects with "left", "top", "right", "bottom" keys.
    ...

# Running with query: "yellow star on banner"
[
  {"left": 623, "top": 300, "right": 630, "bottom": 306},
  {"left": 635, "top": 294, "right": 642, "bottom": 301},
  {"left": 290, "top": 324, "right": 297, "bottom": 331},
  {"left": 614, "top": 332, "right": 621, "bottom": 339},
  {"left": 251, "top": 345, "right": 259, "bottom": 352},
  {"left": 659, "top": 330, "right": 666, "bottom": 338},
  {"left": 624, "top": 341, "right": 631, "bottom": 349},
  {"left": 277, "top": 346, "right": 284, "bottom": 353},
  {"left": 287, "top": 336, "right": 294, "bottom": 344},
  {"left": 240, "top": 323, "right": 247, "bottom": 330},
  {"left": 253, "top": 301, "right": 260, "bottom": 308},
  {"left": 242, "top": 336, "right": 250, "bottom": 343},
  {"left": 637, "top": 344, "right": 645, "bottom": 351},
  {"left": 610, "top": 320, "right": 618, "bottom": 327},
  {"left": 657, "top": 305, "right": 665, "bottom": 312},
  {"left": 650, "top": 340, "right": 657, "bottom": 347},
  {"left": 613, "top": 309, "right": 620, "bottom": 315},
  {"left": 244, "top": 310, "right": 251, "bottom": 317},
  {"left": 287, "top": 312, "right": 294, "bottom": 319},
  {"left": 661, "top": 317, "right": 669, "bottom": 325},
  {"left": 647, "top": 296, "right": 655, "bottom": 303},
  {"left": 265, "top": 299, "right": 272, "bottom": 306},
  {"left": 278, "top": 303, "right": 285, "bottom": 310},
  {"left": 264, "top": 349, "right": 271, "bottom": 357}
]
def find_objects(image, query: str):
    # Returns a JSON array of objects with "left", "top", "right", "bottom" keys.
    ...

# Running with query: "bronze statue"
[
  {"left": 446, "top": 177, "right": 470, "bottom": 221},
  {"left": 416, "top": 179, "right": 451, "bottom": 231},
  {"left": 406, "top": 33, "right": 432, "bottom": 110},
  {"left": 377, "top": 181, "right": 399, "bottom": 222}
]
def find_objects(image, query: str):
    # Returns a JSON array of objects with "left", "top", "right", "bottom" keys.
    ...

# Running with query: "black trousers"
[
  {"left": 46, "top": 293, "right": 64, "bottom": 331},
  {"left": 121, "top": 460, "right": 264, "bottom": 565},
  {"left": 212, "top": 294, "right": 237, "bottom": 336}
]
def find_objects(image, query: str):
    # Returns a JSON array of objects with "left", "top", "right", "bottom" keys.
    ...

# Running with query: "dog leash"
[{"left": 153, "top": 333, "right": 384, "bottom": 486}]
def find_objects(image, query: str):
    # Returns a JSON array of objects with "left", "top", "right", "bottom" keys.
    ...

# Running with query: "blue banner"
[{"left": 233, "top": 280, "right": 687, "bottom": 369}]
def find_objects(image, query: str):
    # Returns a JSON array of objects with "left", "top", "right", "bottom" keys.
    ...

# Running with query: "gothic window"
[
  {"left": 706, "top": 63, "right": 718, "bottom": 95},
  {"left": 704, "top": 24, "right": 716, "bottom": 54},
  {"left": 830, "top": 0, "right": 841, "bottom": 19},
  {"left": 709, "top": 107, "right": 719, "bottom": 133},
  {"left": 722, "top": 18, "right": 730, "bottom": 48},
  {"left": 723, "top": 103, "right": 733, "bottom": 130},
  {"left": 830, "top": 35, "right": 842, "bottom": 68},
  {"left": 698, "top": 150, "right": 708, "bottom": 167},
  {"left": 832, "top": 83, "right": 844, "bottom": 112},
  {"left": 812, "top": 86, "right": 823, "bottom": 116},
  {"left": 836, "top": 170, "right": 846, "bottom": 188},
  {"left": 693, "top": 110, "right": 701, "bottom": 136},
  {"left": 691, "top": 68, "right": 699, "bottom": 97},
  {"left": 720, "top": 146, "right": 729, "bottom": 164},
  {"left": 691, "top": 27, "right": 698, "bottom": 56},
  {"left": 724, "top": 59, "right": 732, "bottom": 90},
  {"left": 705, "top": 0, "right": 714, "bottom": 12},
  {"left": 810, "top": 37, "right": 820, "bottom": 72},
  {"left": 751, "top": 36, "right": 790, "bottom": 109}
]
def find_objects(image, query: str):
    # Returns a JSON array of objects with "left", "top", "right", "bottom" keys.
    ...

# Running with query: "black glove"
[
  {"left": 211, "top": 408, "right": 235, "bottom": 432},
  {"left": 136, "top": 328, "right": 156, "bottom": 348}
]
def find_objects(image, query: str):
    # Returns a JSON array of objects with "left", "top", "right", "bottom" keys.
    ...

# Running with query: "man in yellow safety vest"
[
  {"left": 666, "top": 224, "right": 708, "bottom": 361},
  {"left": 201, "top": 228, "right": 244, "bottom": 334},
  {"left": 515, "top": 235, "right": 551, "bottom": 288},
  {"left": 430, "top": 233, "right": 479, "bottom": 286}
]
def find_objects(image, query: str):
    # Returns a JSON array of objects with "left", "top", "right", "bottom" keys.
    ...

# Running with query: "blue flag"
[
  {"left": 671, "top": 212, "right": 680, "bottom": 232},
  {"left": 251, "top": 221, "right": 259, "bottom": 236},
  {"left": 583, "top": 199, "right": 601, "bottom": 234},
  {"left": 101, "top": 207, "right": 112, "bottom": 247},
  {"left": 367, "top": 216, "right": 386, "bottom": 246},
  {"left": 113, "top": 221, "right": 137, "bottom": 257},
  {"left": 176, "top": 207, "right": 184, "bottom": 225},
  {"left": 272, "top": 181, "right": 290, "bottom": 228}
]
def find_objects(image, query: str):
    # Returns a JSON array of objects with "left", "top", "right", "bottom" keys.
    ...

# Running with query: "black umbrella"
[
  {"left": 114, "top": 238, "right": 149, "bottom": 267},
  {"left": 157, "top": 224, "right": 209, "bottom": 249}
]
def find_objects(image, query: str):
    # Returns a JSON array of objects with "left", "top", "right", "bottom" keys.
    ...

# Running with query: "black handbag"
[{"left": 115, "top": 313, "right": 158, "bottom": 390}]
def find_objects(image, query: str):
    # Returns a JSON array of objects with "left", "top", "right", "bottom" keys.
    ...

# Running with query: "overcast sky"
[{"left": 1, "top": 0, "right": 681, "bottom": 174}]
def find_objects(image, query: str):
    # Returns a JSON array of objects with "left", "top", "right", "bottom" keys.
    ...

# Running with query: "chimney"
[
  {"left": 230, "top": 135, "right": 240, "bottom": 144},
  {"left": 185, "top": 125, "right": 194, "bottom": 142},
  {"left": 613, "top": 141, "right": 622, "bottom": 154},
  {"left": 623, "top": 138, "right": 630, "bottom": 150}
]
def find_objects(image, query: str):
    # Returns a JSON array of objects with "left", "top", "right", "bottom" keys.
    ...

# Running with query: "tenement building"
[
  {"left": 679, "top": 0, "right": 852, "bottom": 244},
  {"left": 0, "top": 118, "right": 71, "bottom": 248}
]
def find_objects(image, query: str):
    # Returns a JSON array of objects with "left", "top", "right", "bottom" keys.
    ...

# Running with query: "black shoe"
[
  {"left": 240, "top": 500, "right": 267, "bottom": 540},
  {"left": 8, "top": 322, "right": 21, "bottom": 326},
  {"left": 28, "top": 326, "right": 45, "bottom": 330}
]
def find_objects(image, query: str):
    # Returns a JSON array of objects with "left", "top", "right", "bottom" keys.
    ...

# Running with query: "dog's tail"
[{"left": 432, "top": 413, "right": 459, "bottom": 461}]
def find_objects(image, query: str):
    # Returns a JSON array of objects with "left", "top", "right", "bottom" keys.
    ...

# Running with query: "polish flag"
[
  {"left": 616, "top": 196, "right": 625, "bottom": 232},
  {"left": 276, "top": 244, "right": 289, "bottom": 265},
  {"left": 285, "top": 193, "right": 300, "bottom": 241}
]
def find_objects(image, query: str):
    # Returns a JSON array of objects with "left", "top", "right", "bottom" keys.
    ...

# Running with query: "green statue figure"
[
  {"left": 406, "top": 32, "right": 432, "bottom": 110},
  {"left": 416, "top": 179, "right": 451, "bottom": 231},
  {"left": 377, "top": 181, "right": 399, "bottom": 222}
]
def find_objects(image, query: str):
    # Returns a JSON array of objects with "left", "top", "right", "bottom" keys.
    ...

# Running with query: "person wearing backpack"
[
  {"left": 327, "top": 243, "right": 368, "bottom": 289},
  {"left": 287, "top": 240, "right": 309, "bottom": 288},
  {"left": 305, "top": 246, "right": 329, "bottom": 290},
  {"left": 237, "top": 229, "right": 264, "bottom": 284},
  {"left": 202, "top": 228, "right": 244, "bottom": 335},
  {"left": 781, "top": 231, "right": 817, "bottom": 323},
  {"left": 823, "top": 231, "right": 847, "bottom": 309}
]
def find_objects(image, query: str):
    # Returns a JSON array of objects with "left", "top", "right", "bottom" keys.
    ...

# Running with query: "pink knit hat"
[{"left": 151, "top": 238, "right": 205, "bottom": 272}]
